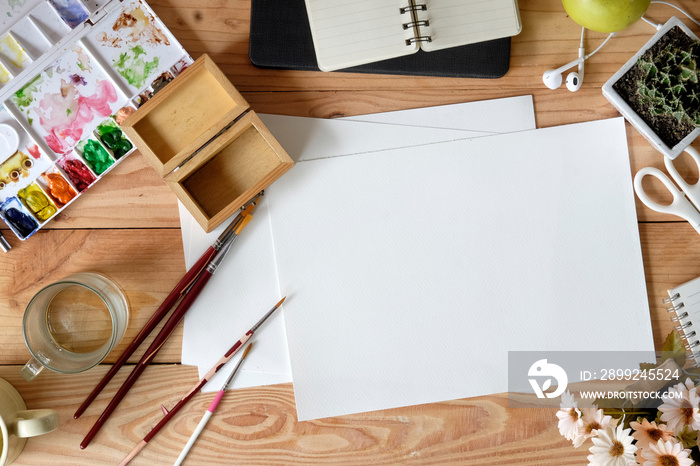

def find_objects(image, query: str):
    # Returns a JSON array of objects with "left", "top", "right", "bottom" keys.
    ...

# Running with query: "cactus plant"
[
  {"left": 635, "top": 41, "right": 700, "bottom": 126},
  {"left": 604, "top": 19, "right": 700, "bottom": 158}
]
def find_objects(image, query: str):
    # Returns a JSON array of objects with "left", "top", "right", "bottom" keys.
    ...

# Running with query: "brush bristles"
[{"left": 242, "top": 343, "right": 253, "bottom": 359}]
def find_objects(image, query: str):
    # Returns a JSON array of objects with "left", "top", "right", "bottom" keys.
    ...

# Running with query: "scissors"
[{"left": 634, "top": 147, "right": 700, "bottom": 234}]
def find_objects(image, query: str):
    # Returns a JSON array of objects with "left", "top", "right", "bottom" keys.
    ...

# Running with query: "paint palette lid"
[{"left": 121, "top": 54, "right": 250, "bottom": 177}]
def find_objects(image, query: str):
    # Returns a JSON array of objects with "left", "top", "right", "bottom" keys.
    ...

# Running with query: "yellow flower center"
[
  {"left": 609, "top": 440, "right": 624, "bottom": 457},
  {"left": 568, "top": 409, "right": 579, "bottom": 422},
  {"left": 659, "top": 454, "right": 680, "bottom": 466},
  {"left": 681, "top": 399, "right": 696, "bottom": 425},
  {"left": 648, "top": 427, "right": 664, "bottom": 441},
  {"left": 585, "top": 422, "right": 601, "bottom": 434}
]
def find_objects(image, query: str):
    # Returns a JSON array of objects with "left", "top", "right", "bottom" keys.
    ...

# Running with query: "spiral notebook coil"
[
  {"left": 400, "top": 2, "right": 432, "bottom": 46},
  {"left": 665, "top": 276, "right": 700, "bottom": 366},
  {"left": 399, "top": 3, "right": 426, "bottom": 13},
  {"left": 406, "top": 36, "right": 432, "bottom": 45},
  {"left": 403, "top": 20, "right": 429, "bottom": 30}
]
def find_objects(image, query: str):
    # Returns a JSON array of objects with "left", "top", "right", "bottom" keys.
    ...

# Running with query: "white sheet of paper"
[
  {"left": 266, "top": 118, "right": 654, "bottom": 421},
  {"left": 343, "top": 96, "right": 535, "bottom": 132},
  {"left": 180, "top": 96, "right": 536, "bottom": 391}
]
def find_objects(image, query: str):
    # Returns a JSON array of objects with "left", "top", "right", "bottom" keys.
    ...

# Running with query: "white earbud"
[
  {"left": 543, "top": 29, "right": 615, "bottom": 91},
  {"left": 565, "top": 46, "right": 586, "bottom": 92},
  {"left": 542, "top": 55, "right": 586, "bottom": 90}
]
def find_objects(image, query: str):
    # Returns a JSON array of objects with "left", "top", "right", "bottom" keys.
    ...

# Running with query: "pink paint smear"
[
  {"left": 28, "top": 144, "right": 41, "bottom": 159},
  {"left": 38, "top": 79, "right": 117, "bottom": 155}
]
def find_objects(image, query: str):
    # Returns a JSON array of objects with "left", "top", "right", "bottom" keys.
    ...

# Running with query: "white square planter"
[{"left": 602, "top": 16, "right": 700, "bottom": 160}]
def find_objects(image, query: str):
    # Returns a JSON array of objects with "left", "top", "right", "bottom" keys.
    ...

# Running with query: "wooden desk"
[{"left": 2, "top": 1, "right": 699, "bottom": 464}]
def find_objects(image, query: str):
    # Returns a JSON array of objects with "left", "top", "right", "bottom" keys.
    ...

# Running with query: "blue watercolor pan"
[
  {"left": 0, "top": 196, "right": 39, "bottom": 240},
  {"left": 47, "top": 0, "right": 90, "bottom": 29}
]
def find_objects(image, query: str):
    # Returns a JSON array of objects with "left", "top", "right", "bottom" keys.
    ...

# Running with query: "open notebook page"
[
  {"left": 305, "top": 0, "right": 421, "bottom": 71},
  {"left": 419, "top": 0, "right": 522, "bottom": 52},
  {"left": 305, "top": 0, "right": 521, "bottom": 71}
]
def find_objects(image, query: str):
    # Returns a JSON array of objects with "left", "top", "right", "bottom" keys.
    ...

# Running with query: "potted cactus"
[{"left": 602, "top": 16, "right": 700, "bottom": 159}]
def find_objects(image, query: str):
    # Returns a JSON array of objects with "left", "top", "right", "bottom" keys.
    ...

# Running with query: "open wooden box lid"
[
  {"left": 120, "top": 54, "right": 249, "bottom": 177},
  {"left": 120, "top": 54, "right": 294, "bottom": 232},
  {"left": 166, "top": 111, "right": 294, "bottom": 231}
]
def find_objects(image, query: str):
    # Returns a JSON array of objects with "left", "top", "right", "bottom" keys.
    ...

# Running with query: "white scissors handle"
[
  {"left": 634, "top": 166, "right": 700, "bottom": 234},
  {"left": 665, "top": 147, "right": 700, "bottom": 208}
]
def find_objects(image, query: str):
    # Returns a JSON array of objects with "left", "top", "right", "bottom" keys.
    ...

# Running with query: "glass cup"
[{"left": 21, "top": 273, "right": 129, "bottom": 381}]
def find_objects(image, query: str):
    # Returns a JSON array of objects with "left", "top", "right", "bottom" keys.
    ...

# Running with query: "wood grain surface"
[
  {"left": 0, "top": 366, "right": 585, "bottom": 465},
  {"left": 2, "top": 0, "right": 700, "bottom": 464}
]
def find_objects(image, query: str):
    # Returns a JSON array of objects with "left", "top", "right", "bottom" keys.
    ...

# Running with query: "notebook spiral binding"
[
  {"left": 400, "top": 2, "right": 432, "bottom": 46},
  {"left": 403, "top": 20, "right": 429, "bottom": 30},
  {"left": 664, "top": 291, "right": 700, "bottom": 365},
  {"left": 399, "top": 4, "right": 426, "bottom": 13}
]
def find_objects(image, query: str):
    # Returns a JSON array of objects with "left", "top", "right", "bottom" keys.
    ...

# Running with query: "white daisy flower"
[
  {"left": 587, "top": 424, "right": 637, "bottom": 466},
  {"left": 556, "top": 391, "right": 583, "bottom": 441},
  {"left": 573, "top": 407, "right": 615, "bottom": 448},
  {"left": 641, "top": 438, "right": 693, "bottom": 466},
  {"left": 658, "top": 379, "right": 700, "bottom": 435},
  {"left": 556, "top": 406, "right": 583, "bottom": 441}
]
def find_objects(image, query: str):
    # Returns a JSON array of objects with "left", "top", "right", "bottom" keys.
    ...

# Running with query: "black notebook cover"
[{"left": 249, "top": 0, "right": 512, "bottom": 79}]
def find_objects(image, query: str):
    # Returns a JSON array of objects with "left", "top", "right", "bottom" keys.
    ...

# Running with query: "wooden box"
[{"left": 120, "top": 54, "right": 294, "bottom": 231}]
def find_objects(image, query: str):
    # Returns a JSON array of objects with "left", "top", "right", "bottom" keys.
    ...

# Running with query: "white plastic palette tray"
[{"left": 0, "top": 0, "right": 192, "bottom": 242}]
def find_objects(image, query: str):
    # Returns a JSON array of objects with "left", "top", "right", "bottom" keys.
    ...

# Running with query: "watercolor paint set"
[
  {"left": 0, "top": 0, "right": 193, "bottom": 242},
  {"left": 121, "top": 55, "right": 295, "bottom": 232}
]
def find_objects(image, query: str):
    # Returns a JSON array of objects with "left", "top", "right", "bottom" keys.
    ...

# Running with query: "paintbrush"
[
  {"left": 74, "top": 193, "right": 263, "bottom": 421},
  {"left": 118, "top": 297, "right": 285, "bottom": 466},
  {"left": 0, "top": 230, "right": 10, "bottom": 252},
  {"left": 79, "top": 200, "right": 259, "bottom": 449},
  {"left": 173, "top": 343, "right": 253, "bottom": 466}
]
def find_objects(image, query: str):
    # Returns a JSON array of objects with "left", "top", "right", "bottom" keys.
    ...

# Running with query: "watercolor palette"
[{"left": 0, "top": 0, "right": 193, "bottom": 242}]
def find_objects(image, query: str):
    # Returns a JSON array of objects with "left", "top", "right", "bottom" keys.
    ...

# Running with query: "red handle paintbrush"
[
  {"left": 118, "top": 297, "right": 286, "bottom": 466},
  {"left": 79, "top": 200, "right": 259, "bottom": 449},
  {"left": 74, "top": 193, "right": 263, "bottom": 421}
]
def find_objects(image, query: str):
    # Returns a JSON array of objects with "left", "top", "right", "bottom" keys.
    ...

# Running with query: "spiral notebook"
[
  {"left": 249, "top": 0, "right": 513, "bottom": 78},
  {"left": 305, "top": 0, "right": 522, "bottom": 71},
  {"left": 665, "top": 276, "right": 700, "bottom": 363}
]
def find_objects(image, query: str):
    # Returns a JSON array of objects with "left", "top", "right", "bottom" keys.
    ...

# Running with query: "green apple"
[{"left": 562, "top": 0, "right": 651, "bottom": 33}]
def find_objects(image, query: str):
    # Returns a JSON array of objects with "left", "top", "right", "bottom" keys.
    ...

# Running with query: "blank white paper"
[
  {"left": 266, "top": 118, "right": 654, "bottom": 421},
  {"left": 180, "top": 96, "right": 536, "bottom": 392}
]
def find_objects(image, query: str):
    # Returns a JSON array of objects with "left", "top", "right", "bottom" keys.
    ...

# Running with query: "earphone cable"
[
  {"left": 583, "top": 30, "right": 616, "bottom": 61},
  {"left": 650, "top": 0, "right": 700, "bottom": 28},
  {"left": 639, "top": 15, "right": 662, "bottom": 30}
]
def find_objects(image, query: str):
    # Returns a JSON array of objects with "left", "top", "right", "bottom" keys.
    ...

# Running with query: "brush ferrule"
[
  {"left": 207, "top": 236, "right": 237, "bottom": 274},
  {"left": 221, "top": 358, "right": 244, "bottom": 390},
  {"left": 213, "top": 192, "right": 263, "bottom": 250},
  {"left": 251, "top": 303, "right": 281, "bottom": 333}
]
